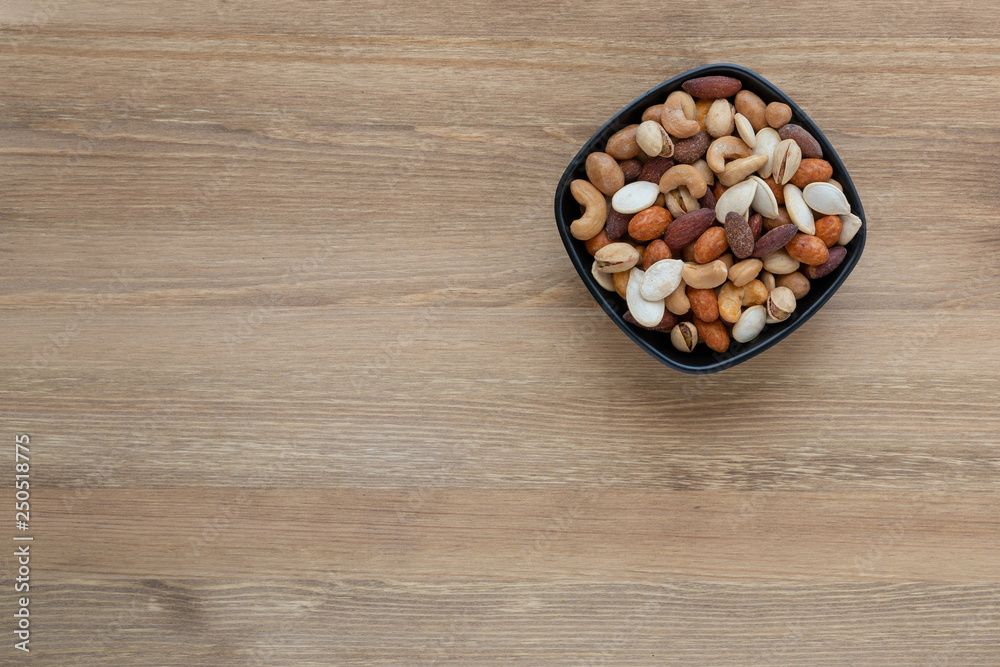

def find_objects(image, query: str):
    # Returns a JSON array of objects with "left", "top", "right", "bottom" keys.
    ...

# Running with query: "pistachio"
[
  {"left": 640, "top": 259, "right": 685, "bottom": 301},
  {"left": 625, "top": 268, "right": 666, "bottom": 327},
  {"left": 782, "top": 183, "right": 816, "bottom": 235},
  {"left": 611, "top": 180, "right": 660, "bottom": 214},
  {"left": 594, "top": 242, "right": 640, "bottom": 273},
  {"left": 802, "top": 182, "right": 851, "bottom": 216},
  {"left": 748, "top": 174, "right": 779, "bottom": 218},
  {"left": 734, "top": 113, "right": 756, "bottom": 148},
  {"left": 772, "top": 139, "right": 802, "bottom": 185},
  {"left": 838, "top": 212, "right": 863, "bottom": 245},
  {"left": 670, "top": 322, "right": 699, "bottom": 353},
  {"left": 636, "top": 120, "right": 674, "bottom": 158},
  {"left": 732, "top": 305, "right": 767, "bottom": 343},
  {"left": 752, "top": 127, "right": 781, "bottom": 179},
  {"left": 664, "top": 186, "right": 699, "bottom": 218},
  {"left": 591, "top": 260, "right": 616, "bottom": 291},
  {"left": 765, "top": 286, "right": 797, "bottom": 323},
  {"left": 714, "top": 179, "right": 756, "bottom": 223},
  {"left": 681, "top": 260, "right": 729, "bottom": 289}
]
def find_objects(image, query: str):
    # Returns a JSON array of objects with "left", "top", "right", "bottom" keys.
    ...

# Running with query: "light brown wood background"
[{"left": 2, "top": 1, "right": 999, "bottom": 664}]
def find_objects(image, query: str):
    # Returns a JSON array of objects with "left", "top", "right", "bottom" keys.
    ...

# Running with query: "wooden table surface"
[{"left": 2, "top": 1, "right": 1000, "bottom": 664}]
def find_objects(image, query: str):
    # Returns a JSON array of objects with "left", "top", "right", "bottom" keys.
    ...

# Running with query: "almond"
[
  {"left": 724, "top": 211, "right": 754, "bottom": 259},
  {"left": 692, "top": 226, "right": 729, "bottom": 264},
  {"left": 682, "top": 76, "right": 742, "bottom": 99},
  {"left": 785, "top": 233, "right": 830, "bottom": 266},
  {"left": 663, "top": 207, "right": 716, "bottom": 250},
  {"left": 624, "top": 310, "right": 678, "bottom": 332},
  {"left": 605, "top": 208, "right": 633, "bottom": 240},
  {"left": 628, "top": 206, "right": 672, "bottom": 241},
  {"left": 751, "top": 223, "right": 798, "bottom": 258},
  {"left": 638, "top": 156, "right": 675, "bottom": 183},
  {"left": 778, "top": 123, "right": 823, "bottom": 159},
  {"left": 671, "top": 130, "right": 711, "bottom": 164},
  {"left": 802, "top": 246, "right": 847, "bottom": 279},
  {"left": 618, "top": 158, "right": 642, "bottom": 183}
]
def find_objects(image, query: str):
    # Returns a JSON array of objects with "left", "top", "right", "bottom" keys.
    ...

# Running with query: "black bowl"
[{"left": 554, "top": 63, "right": 866, "bottom": 374}]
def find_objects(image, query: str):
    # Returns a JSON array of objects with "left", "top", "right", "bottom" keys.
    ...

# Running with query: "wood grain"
[{"left": 2, "top": 1, "right": 1000, "bottom": 664}]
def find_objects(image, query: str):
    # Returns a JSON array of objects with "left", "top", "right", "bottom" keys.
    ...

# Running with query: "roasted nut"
[
  {"left": 733, "top": 305, "right": 767, "bottom": 342},
  {"left": 638, "top": 156, "right": 675, "bottom": 183},
  {"left": 618, "top": 158, "right": 643, "bottom": 183},
  {"left": 661, "top": 91, "right": 700, "bottom": 139},
  {"left": 692, "top": 226, "right": 729, "bottom": 264},
  {"left": 735, "top": 90, "right": 767, "bottom": 132},
  {"left": 838, "top": 212, "right": 863, "bottom": 245},
  {"left": 585, "top": 229, "right": 611, "bottom": 255},
  {"left": 605, "top": 209, "right": 632, "bottom": 240},
  {"left": 569, "top": 179, "right": 607, "bottom": 240},
  {"left": 772, "top": 139, "right": 803, "bottom": 186},
  {"left": 694, "top": 317, "right": 729, "bottom": 353},
  {"left": 665, "top": 279, "right": 691, "bottom": 315},
  {"left": 785, "top": 233, "right": 829, "bottom": 266},
  {"left": 640, "top": 258, "right": 685, "bottom": 300},
  {"left": 717, "top": 281, "right": 744, "bottom": 324},
  {"left": 659, "top": 164, "right": 708, "bottom": 199},
  {"left": 724, "top": 211, "right": 755, "bottom": 259},
  {"left": 750, "top": 211, "right": 764, "bottom": 241},
  {"left": 814, "top": 215, "right": 843, "bottom": 247},
  {"left": 612, "top": 270, "right": 630, "bottom": 298},
  {"left": 782, "top": 183, "right": 816, "bottom": 234},
  {"left": 585, "top": 152, "right": 625, "bottom": 196},
  {"left": 778, "top": 123, "right": 823, "bottom": 159},
  {"left": 752, "top": 127, "right": 781, "bottom": 179},
  {"left": 718, "top": 252, "right": 735, "bottom": 270},
  {"left": 672, "top": 130, "right": 711, "bottom": 164},
  {"left": 759, "top": 270, "right": 776, "bottom": 293},
  {"left": 765, "top": 286, "right": 797, "bottom": 323},
  {"left": 742, "top": 279, "right": 769, "bottom": 307},
  {"left": 775, "top": 271, "right": 810, "bottom": 299},
  {"left": 803, "top": 182, "right": 851, "bottom": 216},
  {"left": 636, "top": 120, "right": 674, "bottom": 158},
  {"left": 719, "top": 154, "right": 769, "bottom": 187},
  {"left": 706, "top": 135, "right": 752, "bottom": 173},
  {"left": 681, "top": 243, "right": 697, "bottom": 264},
  {"left": 681, "top": 260, "right": 729, "bottom": 289},
  {"left": 802, "top": 245, "right": 847, "bottom": 279},
  {"left": 663, "top": 207, "right": 716, "bottom": 250},
  {"left": 670, "top": 322, "right": 698, "bottom": 352},
  {"left": 643, "top": 239, "right": 672, "bottom": 269},
  {"left": 595, "top": 242, "right": 641, "bottom": 273},
  {"left": 706, "top": 98, "right": 735, "bottom": 138},
  {"left": 642, "top": 104, "right": 665, "bottom": 122},
  {"left": 682, "top": 75, "right": 742, "bottom": 99},
  {"left": 762, "top": 176, "right": 784, "bottom": 204},
  {"left": 628, "top": 206, "right": 672, "bottom": 241},
  {"left": 752, "top": 223, "right": 797, "bottom": 258},
  {"left": 624, "top": 310, "right": 677, "bottom": 332},
  {"left": 729, "top": 258, "right": 763, "bottom": 287},
  {"left": 606, "top": 124, "right": 640, "bottom": 160},
  {"left": 625, "top": 267, "right": 666, "bottom": 327},
  {"left": 826, "top": 178, "right": 844, "bottom": 191},
  {"left": 762, "top": 248, "right": 800, "bottom": 275},
  {"left": 765, "top": 102, "right": 792, "bottom": 128},
  {"left": 611, "top": 180, "right": 660, "bottom": 214},
  {"left": 687, "top": 286, "right": 720, "bottom": 322},
  {"left": 714, "top": 179, "right": 756, "bottom": 224},
  {"left": 789, "top": 158, "right": 833, "bottom": 189},
  {"left": 591, "top": 260, "right": 616, "bottom": 291},
  {"left": 663, "top": 185, "right": 699, "bottom": 218},
  {"left": 695, "top": 98, "right": 712, "bottom": 130}
]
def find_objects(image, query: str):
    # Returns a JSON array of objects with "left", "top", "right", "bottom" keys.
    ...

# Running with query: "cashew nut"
[
  {"left": 658, "top": 164, "right": 708, "bottom": 199},
  {"left": 660, "top": 91, "right": 700, "bottom": 139},
  {"left": 569, "top": 179, "right": 607, "bottom": 241},
  {"left": 681, "top": 260, "right": 730, "bottom": 290},
  {"left": 706, "top": 135, "right": 751, "bottom": 174},
  {"left": 719, "top": 154, "right": 769, "bottom": 187}
]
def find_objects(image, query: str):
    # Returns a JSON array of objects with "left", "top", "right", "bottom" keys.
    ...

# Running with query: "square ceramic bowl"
[{"left": 554, "top": 63, "right": 866, "bottom": 374}]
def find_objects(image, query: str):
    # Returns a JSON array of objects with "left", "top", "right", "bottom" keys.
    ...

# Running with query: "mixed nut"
[{"left": 569, "top": 74, "right": 862, "bottom": 354}]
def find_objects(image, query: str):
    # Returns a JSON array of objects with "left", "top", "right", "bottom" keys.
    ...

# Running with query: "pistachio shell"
[
  {"left": 732, "top": 305, "right": 767, "bottom": 343},
  {"left": 803, "top": 182, "right": 852, "bottom": 216},
  {"left": 838, "top": 212, "right": 863, "bottom": 245},
  {"left": 591, "top": 260, "right": 616, "bottom": 291},
  {"left": 626, "top": 268, "right": 666, "bottom": 327},
  {"left": 748, "top": 175, "right": 779, "bottom": 218},
  {"left": 752, "top": 128, "right": 781, "bottom": 179},
  {"left": 782, "top": 183, "right": 816, "bottom": 235}
]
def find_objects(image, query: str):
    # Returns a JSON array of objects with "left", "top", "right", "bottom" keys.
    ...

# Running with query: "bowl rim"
[{"left": 554, "top": 63, "right": 866, "bottom": 374}]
